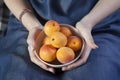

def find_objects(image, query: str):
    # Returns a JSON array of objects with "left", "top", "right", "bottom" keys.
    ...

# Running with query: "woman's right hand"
[{"left": 27, "top": 27, "right": 55, "bottom": 73}]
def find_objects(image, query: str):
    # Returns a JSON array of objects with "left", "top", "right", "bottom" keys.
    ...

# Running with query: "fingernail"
[
  {"left": 95, "top": 45, "right": 99, "bottom": 48},
  {"left": 93, "top": 44, "right": 98, "bottom": 49},
  {"left": 62, "top": 67, "right": 67, "bottom": 71},
  {"left": 49, "top": 69, "right": 55, "bottom": 73},
  {"left": 62, "top": 68, "right": 65, "bottom": 71}
]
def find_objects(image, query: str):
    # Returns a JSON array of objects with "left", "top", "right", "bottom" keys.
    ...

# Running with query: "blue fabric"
[
  {"left": 30, "top": 0, "right": 98, "bottom": 25},
  {"left": 0, "top": 0, "right": 120, "bottom": 80}
]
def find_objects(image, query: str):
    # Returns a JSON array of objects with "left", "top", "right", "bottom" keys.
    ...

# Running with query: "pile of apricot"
[{"left": 39, "top": 20, "right": 82, "bottom": 64}]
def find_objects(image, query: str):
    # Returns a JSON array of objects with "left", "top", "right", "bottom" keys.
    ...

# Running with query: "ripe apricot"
[
  {"left": 56, "top": 47, "right": 75, "bottom": 64},
  {"left": 39, "top": 45, "right": 57, "bottom": 62},
  {"left": 50, "top": 32, "right": 67, "bottom": 48},
  {"left": 44, "top": 20, "right": 60, "bottom": 37},
  {"left": 67, "top": 36, "right": 82, "bottom": 51},
  {"left": 43, "top": 36, "right": 51, "bottom": 45},
  {"left": 60, "top": 26, "right": 72, "bottom": 37}
]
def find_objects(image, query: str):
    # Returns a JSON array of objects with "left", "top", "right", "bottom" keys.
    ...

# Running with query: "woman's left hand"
[{"left": 62, "top": 21, "right": 98, "bottom": 71}]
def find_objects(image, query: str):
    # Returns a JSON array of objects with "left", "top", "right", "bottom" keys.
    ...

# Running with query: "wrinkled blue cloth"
[{"left": 0, "top": 0, "right": 120, "bottom": 80}]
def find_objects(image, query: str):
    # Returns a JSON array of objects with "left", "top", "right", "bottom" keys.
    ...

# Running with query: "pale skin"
[{"left": 4, "top": 0, "right": 120, "bottom": 73}]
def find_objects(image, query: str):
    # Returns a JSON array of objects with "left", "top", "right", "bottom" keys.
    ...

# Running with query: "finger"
[
  {"left": 47, "top": 68, "right": 55, "bottom": 73},
  {"left": 27, "top": 29, "right": 40, "bottom": 47},
  {"left": 32, "top": 56, "right": 55, "bottom": 73},
  {"left": 62, "top": 44, "right": 91, "bottom": 71},
  {"left": 27, "top": 39, "right": 35, "bottom": 48},
  {"left": 32, "top": 58, "right": 55, "bottom": 73},
  {"left": 80, "top": 31, "right": 98, "bottom": 49},
  {"left": 29, "top": 28, "right": 42, "bottom": 41},
  {"left": 33, "top": 29, "right": 42, "bottom": 40},
  {"left": 27, "top": 33, "right": 35, "bottom": 48},
  {"left": 76, "top": 24, "right": 98, "bottom": 49},
  {"left": 85, "top": 34, "right": 98, "bottom": 49},
  {"left": 32, "top": 50, "right": 55, "bottom": 73},
  {"left": 62, "top": 58, "right": 85, "bottom": 71}
]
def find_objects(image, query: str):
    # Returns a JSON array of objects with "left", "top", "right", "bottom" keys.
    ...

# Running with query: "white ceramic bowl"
[{"left": 34, "top": 24, "right": 85, "bottom": 68}]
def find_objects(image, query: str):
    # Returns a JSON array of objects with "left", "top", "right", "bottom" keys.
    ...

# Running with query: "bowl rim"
[{"left": 34, "top": 24, "right": 85, "bottom": 68}]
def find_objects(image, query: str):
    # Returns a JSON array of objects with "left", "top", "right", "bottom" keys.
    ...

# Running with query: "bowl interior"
[{"left": 34, "top": 24, "right": 85, "bottom": 68}]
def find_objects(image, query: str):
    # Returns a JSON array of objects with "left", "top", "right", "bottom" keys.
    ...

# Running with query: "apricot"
[
  {"left": 44, "top": 20, "right": 60, "bottom": 37},
  {"left": 56, "top": 47, "right": 75, "bottom": 64},
  {"left": 67, "top": 36, "right": 82, "bottom": 51},
  {"left": 60, "top": 26, "right": 72, "bottom": 37},
  {"left": 39, "top": 44, "right": 57, "bottom": 62},
  {"left": 43, "top": 36, "right": 51, "bottom": 45},
  {"left": 50, "top": 32, "right": 67, "bottom": 48}
]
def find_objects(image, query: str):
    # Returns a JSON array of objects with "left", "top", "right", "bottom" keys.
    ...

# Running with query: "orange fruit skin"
[
  {"left": 67, "top": 36, "right": 82, "bottom": 51},
  {"left": 43, "top": 36, "right": 51, "bottom": 45},
  {"left": 56, "top": 47, "right": 75, "bottom": 64},
  {"left": 39, "top": 45, "right": 57, "bottom": 62},
  {"left": 60, "top": 26, "right": 72, "bottom": 37},
  {"left": 44, "top": 20, "right": 60, "bottom": 37},
  {"left": 50, "top": 32, "right": 67, "bottom": 48}
]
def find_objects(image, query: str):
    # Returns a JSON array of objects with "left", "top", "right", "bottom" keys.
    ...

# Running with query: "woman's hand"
[
  {"left": 62, "top": 21, "right": 98, "bottom": 71},
  {"left": 27, "top": 27, "right": 55, "bottom": 73}
]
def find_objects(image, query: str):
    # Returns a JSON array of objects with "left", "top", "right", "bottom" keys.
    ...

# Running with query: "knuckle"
[
  {"left": 28, "top": 46, "right": 32, "bottom": 52},
  {"left": 30, "top": 56, "right": 35, "bottom": 62},
  {"left": 27, "top": 39, "right": 30, "bottom": 44},
  {"left": 75, "top": 22, "right": 79, "bottom": 26},
  {"left": 28, "top": 46, "right": 30, "bottom": 50}
]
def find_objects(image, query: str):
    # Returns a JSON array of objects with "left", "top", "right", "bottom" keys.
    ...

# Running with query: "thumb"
[{"left": 82, "top": 31, "right": 98, "bottom": 49}]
